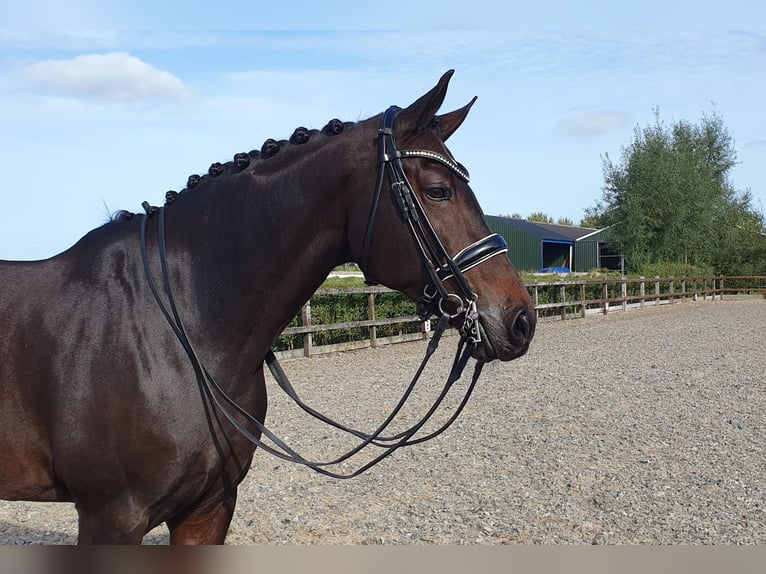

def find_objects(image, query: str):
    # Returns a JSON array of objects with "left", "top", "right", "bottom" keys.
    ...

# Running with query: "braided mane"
[{"left": 111, "top": 118, "right": 352, "bottom": 222}]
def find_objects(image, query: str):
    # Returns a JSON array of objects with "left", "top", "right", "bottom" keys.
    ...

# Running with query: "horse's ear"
[
  {"left": 396, "top": 70, "right": 455, "bottom": 135},
  {"left": 435, "top": 96, "right": 477, "bottom": 141}
]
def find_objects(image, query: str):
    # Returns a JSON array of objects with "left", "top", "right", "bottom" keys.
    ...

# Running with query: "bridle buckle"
[{"left": 460, "top": 299, "right": 481, "bottom": 345}]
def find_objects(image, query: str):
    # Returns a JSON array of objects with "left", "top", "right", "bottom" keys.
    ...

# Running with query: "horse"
[{"left": 0, "top": 70, "right": 536, "bottom": 544}]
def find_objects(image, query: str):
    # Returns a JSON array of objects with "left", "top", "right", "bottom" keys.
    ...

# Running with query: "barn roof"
[{"left": 485, "top": 215, "right": 599, "bottom": 243}]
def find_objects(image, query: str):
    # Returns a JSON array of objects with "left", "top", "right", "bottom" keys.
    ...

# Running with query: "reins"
[
  {"left": 141, "top": 208, "right": 481, "bottom": 478},
  {"left": 138, "top": 105, "right": 507, "bottom": 478}
]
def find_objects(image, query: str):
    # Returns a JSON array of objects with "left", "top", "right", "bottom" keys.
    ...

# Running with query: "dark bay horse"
[{"left": 0, "top": 71, "right": 535, "bottom": 544}]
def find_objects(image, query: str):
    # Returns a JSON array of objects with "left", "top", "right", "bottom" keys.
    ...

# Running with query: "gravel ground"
[{"left": 1, "top": 298, "right": 764, "bottom": 545}]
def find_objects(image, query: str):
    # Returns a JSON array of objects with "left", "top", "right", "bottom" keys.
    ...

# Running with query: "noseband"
[{"left": 360, "top": 106, "right": 508, "bottom": 345}]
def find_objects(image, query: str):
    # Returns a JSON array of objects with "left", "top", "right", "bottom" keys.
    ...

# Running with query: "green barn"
[{"left": 484, "top": 215, "right": 620, "bottom": 273}]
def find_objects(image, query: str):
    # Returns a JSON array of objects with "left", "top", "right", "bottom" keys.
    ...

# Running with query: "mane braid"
[{"left": 112, "top": 116, "right": 355, "bottom": 220}]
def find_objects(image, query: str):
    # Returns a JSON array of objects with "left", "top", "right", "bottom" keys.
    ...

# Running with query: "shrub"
[{"left": 635, "top": 262, "right": 713, "bottom": 278}]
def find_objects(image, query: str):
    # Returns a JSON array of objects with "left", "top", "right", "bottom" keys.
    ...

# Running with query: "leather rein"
[{"left": 139, "top": 106, "right": 508, "bottom": 479}]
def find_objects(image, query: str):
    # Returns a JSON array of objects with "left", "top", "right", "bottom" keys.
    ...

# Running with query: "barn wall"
[
  {"left": 573, "top": 240, "right": 599, "bottom": 271},
  {"left": 575, "top": 229, "right": 613, "bottom": 271},
  {"left": 486, "top": 216, "right": 541, "bottom": 272},
  {"left": 486, "top": 217, "right": 615, "bottom": 273}
]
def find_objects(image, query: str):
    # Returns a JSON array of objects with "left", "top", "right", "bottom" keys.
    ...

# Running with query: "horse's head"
[{"left": 350, "top": 70, "right": 536, "bottom": 362}]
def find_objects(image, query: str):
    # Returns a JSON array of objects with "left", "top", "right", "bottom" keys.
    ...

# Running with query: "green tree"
[
  {"left": 708, "top": 190, "right": 766, "bottom": 275},
  {"left": 527, "top": 212, "right": 553, "bottom": 223},
  {"left": 589, "top": 107, "right": 762, "bottom": 273},
  {"left": 556, "top": 216, "right": 574, "bottom": 226},
  {"left": 579, "top": 212, "right": 604, "bottom": 229}
]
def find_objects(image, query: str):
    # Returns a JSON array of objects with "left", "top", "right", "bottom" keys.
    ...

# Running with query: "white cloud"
[
  {"left": 23, "top": 52, "right": 187, "bottom": 102},
  {"left": 555, "top": 111, "right": 633, "bottom": 138}
]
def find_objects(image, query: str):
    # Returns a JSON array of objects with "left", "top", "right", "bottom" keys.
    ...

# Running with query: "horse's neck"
[{"left": 162, "top": 160, "right": 354, "bottom": 369}]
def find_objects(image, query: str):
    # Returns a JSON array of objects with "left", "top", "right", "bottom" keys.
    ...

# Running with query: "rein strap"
[{"left": 140, "top": 208, "right": 481, "bottom": 479}]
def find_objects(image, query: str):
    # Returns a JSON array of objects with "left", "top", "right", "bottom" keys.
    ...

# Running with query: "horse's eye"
[{"left": 425, "top": 186, "right": 453, "bottom": 201}]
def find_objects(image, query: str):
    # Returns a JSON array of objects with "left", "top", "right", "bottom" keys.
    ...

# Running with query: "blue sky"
[{"left": 2, "top": 2, "right": 764, "bottom": 260}]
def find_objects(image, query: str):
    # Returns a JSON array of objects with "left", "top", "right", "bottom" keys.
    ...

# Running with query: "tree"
[
  {"left": 556, "top": 216, "right": 574, "bottom": 226},
  {"left": 588, "top": 107, "right": 762, "bottom": 273},
  {"left": 527, "top": 212, "right": 553, "bottom": 223},
  {"left": 708, "top": 189, "right": 766, "bottom": 275},
  {"left": 579, "top": 213, "right": 603, "bottom": 229}
]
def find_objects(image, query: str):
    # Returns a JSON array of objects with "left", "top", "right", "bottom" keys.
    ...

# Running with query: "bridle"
[
  {"left": 138, "top": 106, "right": 508, "bottom": 479},
  {"left": 361, "top": 106, "right": 508, "bottom": 345}
]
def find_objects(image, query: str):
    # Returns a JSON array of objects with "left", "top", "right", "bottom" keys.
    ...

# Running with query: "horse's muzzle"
[
  {"left": 474, "top": 307, "right": 536, "bottom": 363},
  {"left": 508, "top": 309, "right": 535, "bottom": 351}
]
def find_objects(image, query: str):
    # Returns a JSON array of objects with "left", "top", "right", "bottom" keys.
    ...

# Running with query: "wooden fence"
[
  {"left": 275, "top": 275, "right": 766, "bottom": 358},
  {"left": 529, "top": 275, "right": 763, "bottom": 320}
]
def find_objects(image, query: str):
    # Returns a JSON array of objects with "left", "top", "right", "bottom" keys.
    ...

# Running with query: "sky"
[{"left": 1, "top": 1, "right": 764, "bottom": 260}]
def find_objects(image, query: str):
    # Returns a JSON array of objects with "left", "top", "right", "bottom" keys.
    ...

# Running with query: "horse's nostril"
[{"left": 509, "top": 310, "right": 534, "bottom": 347}]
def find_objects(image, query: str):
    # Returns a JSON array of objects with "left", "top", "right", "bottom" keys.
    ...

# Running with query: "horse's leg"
[
  {"left": 75, "top": 505, "right": 149, "bottom": 544},
  {"left": 166, "top": 490, "right": 238, "bottom": 545}
]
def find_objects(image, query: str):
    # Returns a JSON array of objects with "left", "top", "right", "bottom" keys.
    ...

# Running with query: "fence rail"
[
  {"left": 274, "top": 275, "right": 766, "bottom": 358},
  {"left": 528, "top": 275, "right": 760, "bottom": 318}
]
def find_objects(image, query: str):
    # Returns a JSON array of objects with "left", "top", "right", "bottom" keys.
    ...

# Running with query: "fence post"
[
  {"left": 422, "top": 318, "right": 430, "bottom": 340},
  {"left": 602, "top": 282, "right": 609, "bottom": 315},
  {"left": 669, "top": 277, "right": 674, "bottom": 304},
  {"left": 639, "top": 276, "right": 645, "bottom": 308},
  {"left": 621, "top": 276, "right": 627, "bottom": 312},
  {"left": 681, "top": 278, "right": 686, "bottom": 301},
  {"left": 560, "top": 284, "right": 567, "bottom": 320},
  {"left": 368, "top": 292, "right": 377, "bottom": 348},
  {"left": 703, "top": 278, "right": 708, "bottom": 300},
  {"left": 533, "top": 281, "right": 539, "bottom": 307},
  {"left": 580, "top": 283, "right": 586, "bottom": 318},
  {"left": 655, "top": 276, "right": 661, "bottom": 306},
  {"left": 302, "top": 300, "right": 313, "bottom": 358},
  {"left": 719, "top": 277, "right": 724, "bottom": 301}
]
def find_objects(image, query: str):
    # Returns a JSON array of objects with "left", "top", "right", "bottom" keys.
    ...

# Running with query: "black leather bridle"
[
  {"left": 139, "top": 106, "right": 509, "bottom": 479},
  {"left": 361, "top": 106, "right": 508, "bottom": 345}
]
